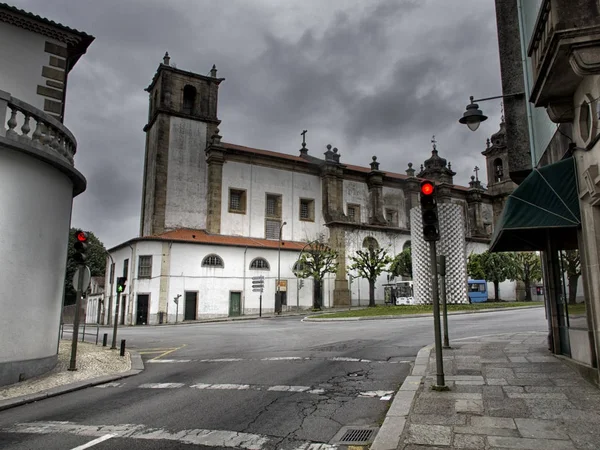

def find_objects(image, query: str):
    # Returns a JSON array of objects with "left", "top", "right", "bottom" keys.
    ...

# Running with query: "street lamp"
[
  {"left": 459, "top": 93, "right": 524, "bottom": 131},
  {"left": 276, "top": 221, "right": 287, "bottom": 314}
]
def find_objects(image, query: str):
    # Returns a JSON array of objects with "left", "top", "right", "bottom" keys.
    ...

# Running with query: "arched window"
[
  {"left": 403, "top": 240, "right": 411, "bottom": 251},
  {"left": 250, "top": 257, "right": 270, "bottom": 270},
  {"left": 202, "top": 254, "right": 224, "bottom": 268},
  {"left": 362, "top": 237, "right": 379, "bottom": 250},
  {"left": 182, "top": 85, "right": 196, "bottom": 115},
  {"left": 494, "top": 158, "right": 503, "bottom": 182}
]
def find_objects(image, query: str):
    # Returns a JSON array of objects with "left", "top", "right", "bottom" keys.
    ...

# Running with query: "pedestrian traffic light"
[
  {"left": 73, "top": 230, "right": 88, "bottom": 264},
  {"left": 420, "top": 180, "right": 440, "bottom": 242},
  {"left": 116, "top": 277, "right": 127, "bottom": 293}
]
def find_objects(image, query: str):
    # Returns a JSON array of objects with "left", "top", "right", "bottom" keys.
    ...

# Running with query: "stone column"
[
  {"left": 205, "top": 129, "right": 226, "bottom": 234},
  {"left": 158, "top": 241, "right": 171, "bottom": 324},
  {"left": 367, "top": 156, "right": 387, "bottom": 225},
  {"left": 330, "top": 226, "right": 351, "bottom": 306}
]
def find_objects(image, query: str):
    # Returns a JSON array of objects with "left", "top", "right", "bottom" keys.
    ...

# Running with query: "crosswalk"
[{"left": 95, "top": 381, "right": 395, "bottom": 399}]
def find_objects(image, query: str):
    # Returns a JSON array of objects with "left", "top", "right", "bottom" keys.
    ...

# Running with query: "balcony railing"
[
  {"left": 0, "top": 92, "right": 76, "bottom": 165},
  {"left": 528, "top": 0, "right": 554, "bottom": 81}
]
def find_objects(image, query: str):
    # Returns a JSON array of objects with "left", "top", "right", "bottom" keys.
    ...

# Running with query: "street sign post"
[
  {"left": 252, "top": 276, "right": 264, "bottom": 317},
  {"left": 72, "top": 266, "right": 91, "bottom": 292}
]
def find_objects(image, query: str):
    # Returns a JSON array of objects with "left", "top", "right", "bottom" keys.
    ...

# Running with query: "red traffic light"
[
  {"left": 76, "top": 231, "right": 88, "bottom": 242},
  {"left": 421, "top": 182, "right": 434, "bottom": 196}
]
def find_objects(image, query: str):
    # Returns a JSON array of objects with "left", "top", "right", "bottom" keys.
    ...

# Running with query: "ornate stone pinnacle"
[
  {"left": 163, "top": 52, "right": 170, "bottom": 66},
  {"left": 327, "top": 144, "right": 332, "bottom": 150},
  {"left": 210, "top": 64, "right": 218, "bottom": 77},
  {"left": 333, "top": 147, "right": 338, "bottom": 153},
  {"left": 486, "top": 138, "right": 491, "bottom": 148},
  {"left": 212, "top": 127, "right": 222, "bottom": 144}
]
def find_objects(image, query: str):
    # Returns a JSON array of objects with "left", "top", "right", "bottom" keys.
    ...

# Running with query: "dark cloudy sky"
[{"left": 14, "top": 0, "right": 504, "bottom": 248}]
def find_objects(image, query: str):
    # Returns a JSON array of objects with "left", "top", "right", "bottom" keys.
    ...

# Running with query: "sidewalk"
[
  {"left": 373, "top": 332, "right": 600, "bottom": 450},
  {"left": 0, "top": 340, "right": 143, "bottom": 411}
]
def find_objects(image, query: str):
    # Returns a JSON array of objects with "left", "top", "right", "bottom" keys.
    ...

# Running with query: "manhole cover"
[{"left": 330, "top": 426, "right": 378, "bottom": 445}]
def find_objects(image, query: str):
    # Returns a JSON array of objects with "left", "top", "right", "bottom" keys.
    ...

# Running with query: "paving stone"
[
  {"left": 453, "top": 426, "right": 520, "bottom": 437},
  {"left": 402, "top": 445, "right": 448, "bottom": 450},
  {"left": 484, "top": 398, "right": 530, "bottom": 418},
  {"left": 445, "top": 376, "right": 484, "bottom": 381},
  {"left": 526, "top": 356, "right": 558, "bottom": 363},
  {"left": 565, "top": 394, "right": 600, "bottom": 410},
  {"left": 412, "top": 397, "right": 455, "bottom": 415},
  {"left": 456, "top": 399, "right": 483, "bottom": 413},
  {"left": 404, "top": 424, "right": 452, "bottom": 446},
  {"left": 485, "top": 368, "right": 515, "bottom": 378},
  {"left": 505, "top": 377, "right": 555, "bottom": 386},
  {"left": 455, "top": 380, "right": 485, "bottom": 386},
  {"left": 455, "top": 369, "right": 481, "bottom": 376},
  {"left": 487, "top": 436, "right": 576, "bottom": 449},
  {"left": 452, "top": 433, "right": 486, "bottom": 449},
  {"left": 514, "top": 418, "right": 569, "bottom": 440},
  {"left": 507, "top": 393, "right": 568, "bottom": 400},
  {"left": 452, "top": 384, "right": 484, "bottom": 394},
  {"left": 420, "top": 392, "right": 482, "bottom": 400},
  {"left": 553, "top": 377, "right": 588, "bottom": 386},
  {"left": 409, "top": 413, "right": 467, "bottom": 425},
  {"left": 483, "top": 385, "right": 505, "bottom": 398},
  {"left": 470, "top": 416, "right": 516, "bottom": 429},
  {"left": 508, "top": 356, "right": 528, "bottom": 363},
  {"left": 486, "top": 378, "right": 508, "bottom": 386},
  {"left": 502, "top": 386, "right": 524, "bottom": 394}
]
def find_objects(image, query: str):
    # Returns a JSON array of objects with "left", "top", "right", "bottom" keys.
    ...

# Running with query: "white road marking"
[
  {"left": 358, "top": 390, "right": 395, "bottom": 398},
  {"left": 138, "top": 383, "right": 185, "bottom": 389},
  {"left": 261, "top": 357, "right": 303, "bottom": 361},
  {"left": 70, "top": 434, "right": 115, "bottom": 449},
  {"left": 380, "top": 394, "right": 393, "bottom": 401},
  {"left": 95, "top": 382, "right": 123, "bottom": 388},
  {"left": 199, "top": 358, "right": 244, "bottom": 362},
  {"left": 146, "top": 359, "right": 191, "bottom": 363},
  {"left": 267, "top": 385, "right": 310, "bottom": 392},
  {"left": 2, "top": 421, "right": 338, "bottom": 450},
  {"left": 188, "top": 356, "right": 411, "bottom": 364}
]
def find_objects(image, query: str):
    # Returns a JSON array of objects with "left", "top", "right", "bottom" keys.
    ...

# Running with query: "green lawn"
[
  {"left": 313, "top": 302, "right": 544, "bottom": 319},
  {"left": 567, "top": 303, "right": 587, "bottom": 316}
]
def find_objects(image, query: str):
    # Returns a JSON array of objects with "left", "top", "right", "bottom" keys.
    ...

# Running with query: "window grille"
[
  {"left": 202, "top": 254, "right": 224, "bottom": 267},
  {"left": 250, "top": 258, "right": 270, "bottom": 270},
  {"left": 137, "top": 256, "right": 152, "bottom": 278},
  {"left": 265, "top": 219, "right": 281, "bottom": 239}
]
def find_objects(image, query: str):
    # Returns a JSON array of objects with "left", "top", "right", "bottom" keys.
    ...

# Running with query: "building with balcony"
[
  {"left": 0, "top": 3, "right": 93, "bottom": 386},
  {"left": 491, "top": 0, "right": 600, "bottom": 384}
]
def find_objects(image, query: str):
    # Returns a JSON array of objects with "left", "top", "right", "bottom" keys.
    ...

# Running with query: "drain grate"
[{"left": 331, "top": 426, "right": 378, "bottom": 445}]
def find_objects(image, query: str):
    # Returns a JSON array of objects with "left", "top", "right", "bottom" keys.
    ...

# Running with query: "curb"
[
  {"left": 0, "top": 351, "right": 145, "bottom": 412},
  {"left": 370, "top": 344, "right": 433, "bottom": 450},
  {"left": 302, "top": 304, "right": 543, "bottom": 322}
]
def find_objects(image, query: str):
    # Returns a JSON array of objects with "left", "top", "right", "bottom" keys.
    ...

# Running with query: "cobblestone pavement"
[
  {"left": 0, "top": 340, "right": 131, "bottom": 400},
  {"left": 398, "top": 332, "right": 600, "bottom": 450}
]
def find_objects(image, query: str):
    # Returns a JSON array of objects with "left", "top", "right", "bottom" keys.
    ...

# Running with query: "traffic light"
[
  {"left": 116, "top": 277, "right": 127, "bottom": 293},
  {"left": 73, "top": 230, "right": 88, "bottom": 264},
  {"left": 420, "top": 180, "right": 440, "bottom": 242}
]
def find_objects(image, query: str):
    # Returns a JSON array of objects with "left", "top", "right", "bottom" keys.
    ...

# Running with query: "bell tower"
[
  {"left": 140, "top": 53, "right": 225, "bottom": 236},
  {"left": 482, "top": 120, "right": 517, "bottom": 223}
]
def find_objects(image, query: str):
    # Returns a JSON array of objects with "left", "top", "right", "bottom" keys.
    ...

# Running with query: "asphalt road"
[{"left": 0, "top": 308, "right": 547, "bottom": 449}]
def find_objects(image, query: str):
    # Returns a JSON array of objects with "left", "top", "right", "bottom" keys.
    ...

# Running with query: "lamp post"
[
  {"left": 459, "top": 93, "right": 524, "bottom": 131},
  {"left": 276, "top": 221, "right": 287, "bottom": 314}
]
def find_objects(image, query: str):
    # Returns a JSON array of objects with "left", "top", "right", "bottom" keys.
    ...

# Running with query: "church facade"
[{"left": 103, "top": 55, "right": 513, "bottom": 325}]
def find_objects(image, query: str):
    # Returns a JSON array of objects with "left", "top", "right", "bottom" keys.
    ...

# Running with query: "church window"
[
  {"left": 347, "top": 204, "right": 360, "bottom": 223},
  {"left": 265, "top": 219, "right": 282, "bottom": 240},
  {"left": 362, "top": 237, "right": 379, "bottom": 250},
  {"left": 202, "top": 254, "right": 224, "bottom": 268},
  {"left": 229, "top": 188, "right": 247, "bottom": 214},
  {"left": 266, "top": 194, "right": 282, "bottom": 218},
  {"left": 385, "top": 208, "right": 398, "bottom": 226},
  {"left": 250, "top": 257, "right": 270, "bottom": 270},
  {"left": 494, "top": 158, "right": 504, "bottom": 182},
  {"left": 182, "top": 85, "right": 196, "bottom": 115},
  {"left": 137, "top": 256, "right": 152, "bottom": 278},
  {"left": 299, "top": 198, "right": 315, "bottom": 221}
]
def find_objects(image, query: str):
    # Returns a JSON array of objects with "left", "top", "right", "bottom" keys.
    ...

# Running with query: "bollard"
[
  {"left": 102, "top": 333, "right": 108, "bottom": 347},
  {"left": 120, "top": 339, "right": 126, "bottom": 357}
]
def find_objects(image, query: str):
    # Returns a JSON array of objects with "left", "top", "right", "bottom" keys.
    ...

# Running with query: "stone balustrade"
[
  {"left": 0, "top": 91, "right": 76, "bottom": 165},
  {"left": 528, "top": 0, "right": 553, "bottom": 81}
]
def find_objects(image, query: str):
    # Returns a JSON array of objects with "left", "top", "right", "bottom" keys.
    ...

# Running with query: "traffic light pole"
[
  {"left": 111, "top": 291, "right": 121, "bottom": 350},
  {"left": 68, "top": 263, "right": 86, "bottom": 371},
  {"left": 429, "top": 241, "right": 447, "bottom": 389}
]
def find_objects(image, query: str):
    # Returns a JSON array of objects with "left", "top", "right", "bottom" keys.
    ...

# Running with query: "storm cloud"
[{"left": 12, "top": 0, "right": 504, "bottom": 248}]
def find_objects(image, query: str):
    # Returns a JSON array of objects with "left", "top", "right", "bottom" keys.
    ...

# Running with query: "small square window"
[
  {"left": 229, "top": 189, "right": 247, "bottom": 214},
  {"left": 299, "top": 198, "right": 315, "bottom": 221},
  {"left": 265, "top": 219, "right": 281, "bottom": 240},
  {"left": 138, "top": 255, "right": 152, "bottom": 278},
  {"left": 266, "top": 194, "right": 282, "bottom": 218},
  {"left": 385, "top": 208, "right": 398, "bottom": 226},
  {"left": 347, "top": 204, "right": 360, "bottom": 223}
]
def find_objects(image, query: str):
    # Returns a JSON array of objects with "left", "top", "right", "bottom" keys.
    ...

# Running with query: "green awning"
[{"left": 489, "top": 157, "right": 580, "bottom": 252}]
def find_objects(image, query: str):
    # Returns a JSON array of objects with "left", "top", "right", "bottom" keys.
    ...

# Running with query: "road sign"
[
  {"left": 72, "top": 266, "right": 91, "bottom": 291},
  {"left": 252, "top": 275, "right": 264, "bottom": 293}
]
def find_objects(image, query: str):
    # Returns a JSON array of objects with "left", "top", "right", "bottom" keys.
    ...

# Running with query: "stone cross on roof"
[
  {"left": 431, "top": 135, "right": 437, "bottom": 151},
  {"left": 474, "top": 166, "right": 480, "bottom": 182}
]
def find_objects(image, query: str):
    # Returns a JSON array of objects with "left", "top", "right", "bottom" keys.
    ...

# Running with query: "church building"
[{"left": 104, "top": 54, "right": 511, "bottom": 325}]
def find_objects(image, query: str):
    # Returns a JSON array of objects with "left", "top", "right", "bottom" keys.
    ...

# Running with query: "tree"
[
  {"left": 348, "top": 246, "right": 393, "bottom": 307},
  {"left": 390, "top": 247, "right": 412, "bottom": 279},
  {"left": 295, "top": 239, "right": 338, "bottom": 310},
  {"left": 513, "top": 252, "right": 543, "bottom": 301},
  {"left": 561, "top": 250, "right": 581, "bottom": 305},
  {"left": 64, "top": 228, "right": 107, "bottom": 305},
  {"left": 468, "top": 251, "right": 517, "bottom": 301},
  {"left": 467, "top": 252, "right": 486, "bottom": 280}
]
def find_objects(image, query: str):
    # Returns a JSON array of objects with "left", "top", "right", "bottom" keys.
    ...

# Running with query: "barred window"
[
  {"left": 385, "top": 208, "right": 398, "bottom": 226},
  {"left": 137, "top": 256, "right": 152, "bottom": 278},
  {"left": 300, "top": 198, "right": 314, "bottom": 221},
  {"left": 266, "top": 194, "right": 281, "bottom": 218},
  {"left": 265, "top": 219, "right": 281, "bottom": 240},
  {"left": 202, "top": 254, "right": 224, "bottom": 268},
  {"left": 250, "top": 257, "right": 270, "bottom": 270},
  {"left": 347, "top": 204, "right": 360, "bottom": 223},
  {"left": 229, "top": 189, "right": 246, "bottom": 213}
]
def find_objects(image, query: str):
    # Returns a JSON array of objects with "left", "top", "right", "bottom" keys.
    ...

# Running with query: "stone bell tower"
[
  {"left": 482, "top": 120, "right": 517, "bottom": 224},
  {"left": 140, "top": 53, "right": 225, "bottom": 236}
]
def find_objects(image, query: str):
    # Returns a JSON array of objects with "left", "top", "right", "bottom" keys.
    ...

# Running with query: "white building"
[
  {"left": 104, "top": 55, "right": 515, "bottom": 326},
  {"left": 0, "top": 3, "right": 93, "bottom": 385}
]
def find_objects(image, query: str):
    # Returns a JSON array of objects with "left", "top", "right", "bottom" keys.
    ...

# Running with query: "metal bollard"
[
  {"left": 102, "top": 333, "right": 108, "bottom": 347},
  {"left": 120, "top": 339, "right": 126, "bottom": 357}
]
